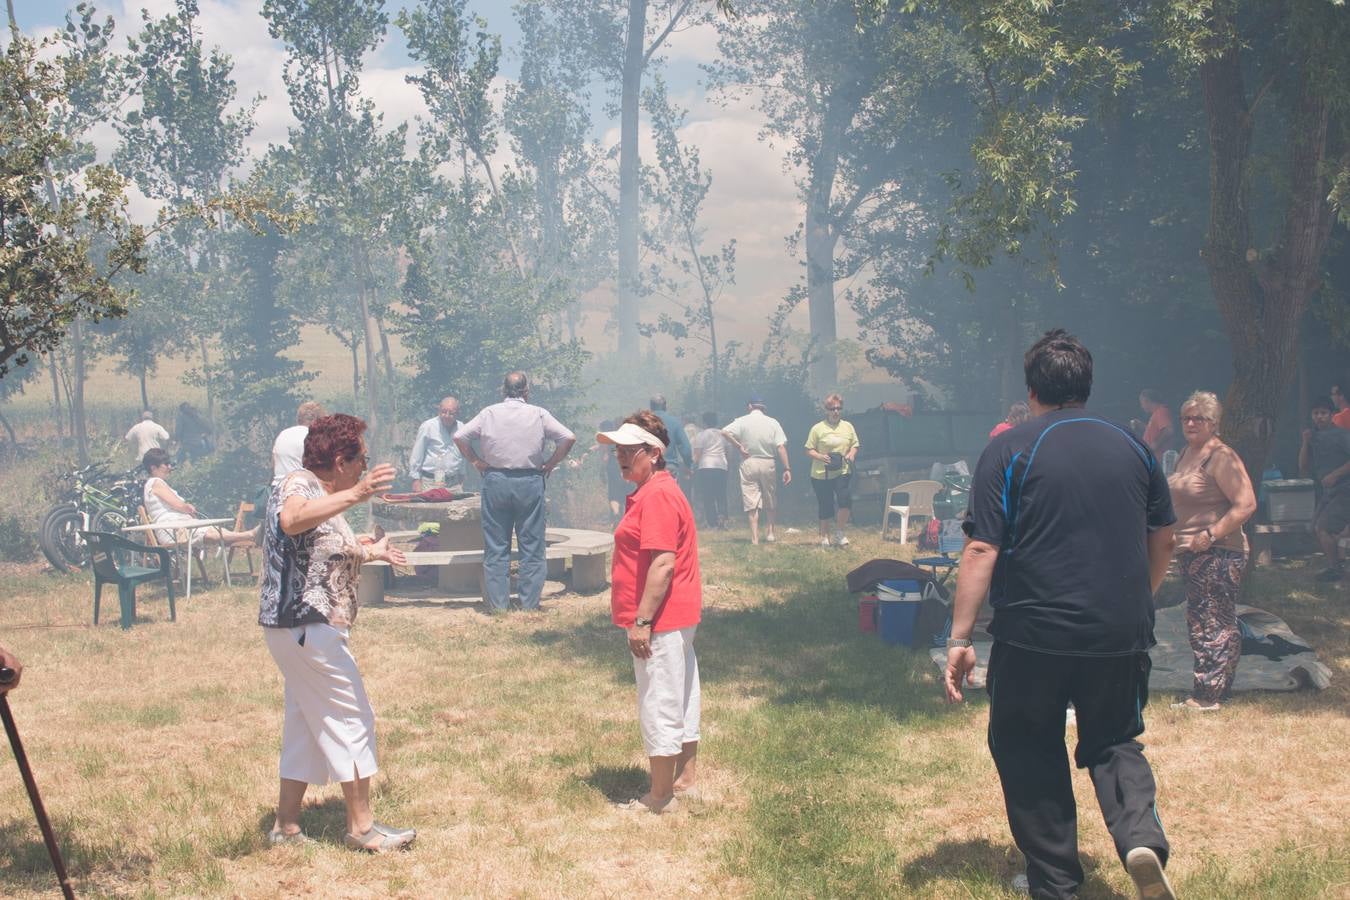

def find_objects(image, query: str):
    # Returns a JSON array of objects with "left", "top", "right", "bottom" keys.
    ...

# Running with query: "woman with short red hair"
[
  {"left": 599, "top": 410, "right": 703, "bottom": 814},
  {"left": 258, "top": 413, "right": 414, "bottom": 852}
]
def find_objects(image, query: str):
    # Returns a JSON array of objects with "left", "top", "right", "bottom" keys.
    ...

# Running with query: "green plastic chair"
[{"left": 80, "top": 531, "right": 175, "bottom": 629}]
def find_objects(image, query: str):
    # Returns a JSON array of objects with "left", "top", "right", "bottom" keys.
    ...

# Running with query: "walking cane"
[{"left": 0, "top": 666, "right": 76, "bottom": 899}]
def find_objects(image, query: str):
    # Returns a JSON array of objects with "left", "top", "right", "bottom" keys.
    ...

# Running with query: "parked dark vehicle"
[
  {"left": 849, "top": 407, "right": 992, "bottom": 509},
  {"left": 39, "top": 463, "right": 144, "bottom": 572}
]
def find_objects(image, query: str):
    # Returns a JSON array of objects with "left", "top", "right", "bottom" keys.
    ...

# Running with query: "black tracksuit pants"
[{"left": 986, "top": 641, "right": 1169, "bottom": 900}]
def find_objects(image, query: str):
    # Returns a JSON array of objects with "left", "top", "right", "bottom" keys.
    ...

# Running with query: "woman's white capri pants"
[
  {"left": 633, "top": 625, "right": 701, "bottom": 758},
  {"left": 264, "top": 623, "right": 378, "bottom": 785}
]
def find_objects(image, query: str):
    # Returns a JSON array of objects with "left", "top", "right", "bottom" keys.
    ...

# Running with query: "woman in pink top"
[{"left": 1166, "top": 391, "right": 1257, "bottom": 711}]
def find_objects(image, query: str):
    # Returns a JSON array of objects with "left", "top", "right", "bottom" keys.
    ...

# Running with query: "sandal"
[
  {"left": 616, "top": 796, "right": 680, "bottom": 815},
  {"left": 672, "top": 786, "right": 702, "bottom": 803},
  {"left": 344, "top": 821, "right": 417, "bottom": 853},
  {"left": 267, "top": 826, "right": 313, "bottom": 846}
]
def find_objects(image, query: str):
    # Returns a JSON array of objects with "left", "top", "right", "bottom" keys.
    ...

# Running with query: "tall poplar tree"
[
  {"left": 114, "top": 0, "right": 256, "bottom": 417},
  {"left": 263, "top": 0, "right": 409, "bottom": 449}
]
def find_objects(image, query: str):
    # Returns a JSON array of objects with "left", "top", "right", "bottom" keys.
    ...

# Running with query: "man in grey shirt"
[{"left": 454, "top": 372, "right": 576, "bottom": 612}]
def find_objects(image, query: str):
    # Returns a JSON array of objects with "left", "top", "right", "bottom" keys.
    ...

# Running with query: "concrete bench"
[
  {"left": 544, "top": 527, "right": 615, "bottom": 593},
  {"left": 1250, "top": 522, "right": 1313, "bottom": 567},
  {"left": 357, "top": 527, "right": 614, "bottom": 605}
]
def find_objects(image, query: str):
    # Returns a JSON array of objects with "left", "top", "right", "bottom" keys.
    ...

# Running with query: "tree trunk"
[
  {"left": 0, "top": 407, "right": 15, "bottom": 450},
  {"left": 57, "top": 349, "right": 75, "bottom": 438},
  {"left": 377, "top": 314, "right": 397, "bottom": 431},
  {"left": 708, "top": 309, "right": 720, "bottom": 414},
  {"left": 804, "top": 176, "right": 840, "bottom": 394},
  {"left": 139, "top": 370, "right": 149, "bottom": 411},
  {"left": 349, "top": 337, "right": 360, "bottom": 407},
  {"left": 1000, "top": 298, "right": 1023, "bottom": 411},
  {"left": 1201, "top": 32, "right": 1335, "bottom": 484},
  {"left": 198, "top": 337, "right": 214, "bottom": 422},
  {"left": 615, "top": 0, "right": 648, "bottom": 355},
  {"left": 803, "top": 82, "right": 856, "bottom": 395},
  {"left": 358, "top": 290, "right": 381, "bottom": 448},
  {"left": 71, "top": 317, "right": 88, "bottom": 465},
  {"left": 47, "top": 352, "right": 63, "bottom": 440}
]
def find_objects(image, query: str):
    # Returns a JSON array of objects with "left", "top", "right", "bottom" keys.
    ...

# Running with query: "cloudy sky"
[{"left": 14, "top": 1, "right": 885, "bottom": 376}]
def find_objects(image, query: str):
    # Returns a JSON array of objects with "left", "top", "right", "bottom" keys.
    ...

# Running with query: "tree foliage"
[
  {"left": 0, "top": 32, "right": 145, "bottom": 378},
  {"left": 641, "top": 76, "right": 737, "bottom": 410},
  {"left": 264, "top": 0, "right": 409, "bottom": 448}
]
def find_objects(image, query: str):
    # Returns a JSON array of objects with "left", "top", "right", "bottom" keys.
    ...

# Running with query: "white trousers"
[
  {"left": 633, "top": 625, "right": 701, "bottom": 758},
  {"left": 264, "top": 623, "right": 379, "bottom": 785}
]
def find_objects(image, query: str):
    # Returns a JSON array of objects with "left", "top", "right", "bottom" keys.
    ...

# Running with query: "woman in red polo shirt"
[{"left": 598, "top": 411, "right": 702, "bottom": 815}]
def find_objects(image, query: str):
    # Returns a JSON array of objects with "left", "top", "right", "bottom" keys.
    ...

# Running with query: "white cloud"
[
  {"left": 661, "top": 18, "right": 721, "bottom": 63},
  {"left": 359, "top": 65, "right": 430, "bottom": 146}
]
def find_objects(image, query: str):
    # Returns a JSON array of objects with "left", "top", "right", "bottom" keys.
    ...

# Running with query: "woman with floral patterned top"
[{"left": 259, "top": 413, "right": 413, "bottom": 852}]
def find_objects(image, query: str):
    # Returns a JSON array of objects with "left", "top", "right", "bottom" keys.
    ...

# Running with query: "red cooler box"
[{"left": 859, "top": 595, "right": 878, "bottom": 633}]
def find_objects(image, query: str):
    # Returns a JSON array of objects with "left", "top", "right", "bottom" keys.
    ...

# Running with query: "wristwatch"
[
  {"left": 634, "top": 617, "right": 654, "bottom": 628},
  {"left": 946, "top": 637, "right": 973, "bottom": 649}
]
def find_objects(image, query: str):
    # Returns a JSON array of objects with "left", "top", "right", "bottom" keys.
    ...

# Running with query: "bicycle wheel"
[
  {"left": 91, "top": 507, "right": 130, "bottom": 534},
  {"left": 41, "top": 507, "right": 88, "bottom": 570},
  {"left": 38, "top": 504, "right": 78, "bottom": 571}
]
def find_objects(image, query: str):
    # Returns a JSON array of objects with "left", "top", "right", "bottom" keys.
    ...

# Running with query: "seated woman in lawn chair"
[{"left": 140, "top": 448, "right": 256, "bottom": 547}]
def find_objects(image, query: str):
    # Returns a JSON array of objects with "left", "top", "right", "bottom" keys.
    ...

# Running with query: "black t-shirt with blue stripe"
[{"left": 964, "top": 408, "right": 1176, "bottom": 655}]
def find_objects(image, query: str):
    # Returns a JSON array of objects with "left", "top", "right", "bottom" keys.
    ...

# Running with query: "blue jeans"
[{"left": 480, "top": 470, "right": 547, "bottom": 612}]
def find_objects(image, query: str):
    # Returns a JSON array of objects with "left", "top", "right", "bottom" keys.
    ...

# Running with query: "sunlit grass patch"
[{"left": 0, "top": 531, "right": 1345, "bottom": 897}]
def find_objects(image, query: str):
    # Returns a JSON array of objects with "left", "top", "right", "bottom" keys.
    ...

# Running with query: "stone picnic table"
[{"left": 364, "top": 494, "right": 613, "bottom": 605}]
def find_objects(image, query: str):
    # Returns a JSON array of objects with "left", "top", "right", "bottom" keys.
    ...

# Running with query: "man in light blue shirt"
[
  {"left": 454, "top": 373, "right": 575, "bottom": 612},
  {"left": 409, "top": 396, "right": 466, "bottom": 490}
]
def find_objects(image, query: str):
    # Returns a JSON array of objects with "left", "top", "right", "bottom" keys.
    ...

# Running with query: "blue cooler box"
[{"left": 876, "top": 579, "right": 923, "bottom": 646}]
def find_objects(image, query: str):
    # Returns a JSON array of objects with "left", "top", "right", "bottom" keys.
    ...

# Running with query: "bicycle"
[{"left": 38, "top": 463, "right": 144, "bottom": 572}]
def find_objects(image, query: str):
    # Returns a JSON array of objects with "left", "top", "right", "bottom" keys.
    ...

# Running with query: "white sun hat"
[{"left": 595, "top": 421, "right": 668, "bottom": 450}]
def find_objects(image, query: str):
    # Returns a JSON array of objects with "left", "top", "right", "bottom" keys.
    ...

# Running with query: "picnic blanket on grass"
[{"left": 928, "top": 604, "right": 1332, "bottom": 693}]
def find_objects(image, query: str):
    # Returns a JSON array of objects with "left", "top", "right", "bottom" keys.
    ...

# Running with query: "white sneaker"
[
  {"left": 1125, "top": 847, "right": 1175, "bottom": 900},
  {"left": 834, "top": 530, "right": 850, "bottom": 547},
  {"left": 764, "top": 532, "right": 777, "bottom": 543},
  {"left": 820, "top": 537, "right": 832, "bottom": 549}
]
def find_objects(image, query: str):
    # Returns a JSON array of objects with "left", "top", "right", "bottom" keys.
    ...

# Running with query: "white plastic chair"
[{"left": 880, "top": 479, "right": 943, "bottom": 542}]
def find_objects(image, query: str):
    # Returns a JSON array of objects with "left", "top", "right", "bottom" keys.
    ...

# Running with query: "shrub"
[
  {"left": 0, "top": 514, "right": 37, "bottom": 562},
  {"left": 172, "top": 446, "right": 271, "bottom": 521}
]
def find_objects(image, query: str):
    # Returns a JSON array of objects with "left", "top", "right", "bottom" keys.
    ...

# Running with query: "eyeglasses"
[
  {"left": 615, "top": 445, "right": 653, "bottom": 457},
  {"left": 1180, "top": 416, "right": 1212, "bottom": 425}
]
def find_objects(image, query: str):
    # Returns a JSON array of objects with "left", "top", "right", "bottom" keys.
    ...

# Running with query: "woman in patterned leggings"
[{"left": 1166, "top": 391, "right": 1257, "bottom": 710}]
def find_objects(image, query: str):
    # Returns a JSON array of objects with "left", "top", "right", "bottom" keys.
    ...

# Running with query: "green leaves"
[
  {"left": 398, "top": 0, "right": 502, "bottom": 166},
  {"left": 0, "top": 36, "right": 144, "bottom": 378}
]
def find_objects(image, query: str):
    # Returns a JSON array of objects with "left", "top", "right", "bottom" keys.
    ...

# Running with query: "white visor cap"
[{"left": 595, "top": 421, "right": 668, "bottom": 450}]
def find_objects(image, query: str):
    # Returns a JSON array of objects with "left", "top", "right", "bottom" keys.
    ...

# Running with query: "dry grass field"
[
  {"left": 0, "top": 526, "right": 1347, "bottom": 899},
  {"left": 0, "top": 325, "right": 367, "bottom": 441}
]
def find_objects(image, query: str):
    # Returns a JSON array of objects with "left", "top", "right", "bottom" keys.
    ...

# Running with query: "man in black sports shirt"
[{"left": 944, "top": 330, "right": 1178, "bottom": 900}]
